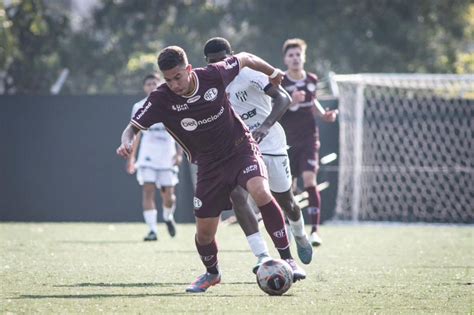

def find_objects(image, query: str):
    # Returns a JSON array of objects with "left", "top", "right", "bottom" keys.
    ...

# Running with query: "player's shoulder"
[
  {"left": 306, "top": 72, "right": 318, "bottom": 83},
  {"left": 147, "top": 84, "right": 170, "bottom": 102},
  {"left": 132, "top": 97, "right": 147, "bottom": 110}
]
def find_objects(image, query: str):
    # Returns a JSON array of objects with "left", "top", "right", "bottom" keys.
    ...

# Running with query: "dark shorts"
[
  {"left": 288, "top": 140, "right": 320, "bottom": 177},
  {"left": 193, "top": 142, "right": 267, "bottom": 218}
]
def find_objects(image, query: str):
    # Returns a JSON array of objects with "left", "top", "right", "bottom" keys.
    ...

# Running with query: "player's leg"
[
  {"left": 263, "top": 154, "right": 312, "bottom": 264},
  {"left": 137, "top": 167, "right": 158, "bottom": 241},
  {"left": 186, "top": 172, "right": 228, "bottom": 293},
  {"left": 142, "top": 183, "right": 158, "bottom": 241},
  {"left": 273, "top": 190, "right": 312, "bottom": 264},
  {"left": 245, "top": 176, "right": 306, "bottom": 281},
  {"left": 157, "top": 169, "right": 179, "bottom": 237},
  {"left": 302, "top": 169, "right": 322, "bottom": 246},
  {"left": 186, "top": 216, "right": 222, "bottom": 293},
  {"left": 160, "top": 186, "right": 177, "bottom": 237},
  {"left": 230, "top": 186, "right": 270, "bottom": 273}
]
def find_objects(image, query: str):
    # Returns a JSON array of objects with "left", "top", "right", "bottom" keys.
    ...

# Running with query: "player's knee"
[
  {"left": 230, "top": 190, "right": 247, "bottom": 208},
  {"left": 302, "top": 172, "right": 316, "bottom": 186},
  {"left": 250, "top": 186, "right": 272, "bottom": 206},
  {"left": 196, "top": 231, "right": 214, "bottom": 245}
]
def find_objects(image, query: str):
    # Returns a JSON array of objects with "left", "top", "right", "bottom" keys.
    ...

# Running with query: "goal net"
[{"left": 331, "top": 74, "right": 474, "bottom": 223}]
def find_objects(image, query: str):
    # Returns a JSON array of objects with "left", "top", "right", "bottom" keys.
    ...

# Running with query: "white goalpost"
[{"left": 331, "top": 74, "right": 474, "bottom": 223}]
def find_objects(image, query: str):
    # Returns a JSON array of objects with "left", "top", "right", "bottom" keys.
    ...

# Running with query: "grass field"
[{"left": 0, "top": 223, "right": 472, "bottom": 314}]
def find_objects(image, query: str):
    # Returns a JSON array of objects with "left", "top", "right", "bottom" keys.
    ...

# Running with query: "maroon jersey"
[
  {"left": 280, "top": 72, "right": 319, "bottom": 146},
  {"left": 131, "top": 56, "right": 252, "bottom": 165}
]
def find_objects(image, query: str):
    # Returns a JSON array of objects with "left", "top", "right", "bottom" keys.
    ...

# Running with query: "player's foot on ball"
[
  {"left": 164, "top": 220, "right": 176, "bottom": 237},
  {"left": 185, "top": 272, "right": 221, "bottom": 293},
  {"left": 143, "top": 231, "right": 157, "bottom": 241},
  {"left": 285, "top": 258, "right": 306, "bottom": 282},
  {"left": 252, "top": 254, "right": 272, "bottom": 274},
  {"left": 294, "top": 235, "right": 313, "bottom": 264},
  {"left": 309, "top": 231, "right": 322, "bottom": 247}
]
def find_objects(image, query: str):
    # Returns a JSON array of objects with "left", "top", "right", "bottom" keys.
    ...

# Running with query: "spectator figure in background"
[
  {"left": 127, "top": 74, "right": 182, "bottom": 241},
  {"left": 280, "top": 38, "right": 338, "bottom": 246}
]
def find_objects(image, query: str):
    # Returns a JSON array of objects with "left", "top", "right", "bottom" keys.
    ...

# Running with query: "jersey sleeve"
[
  {"left": 131, "top": 101, "right": 142, "bottom": 119},
  {"left": 130, "top": 93, "right": 162, "bottom": 130},
  {"left": 248, "top": 69, "right": 271, "bottom": 93},
  {"left": 213, "top": 56, "right": 240, "bottom": 87}
]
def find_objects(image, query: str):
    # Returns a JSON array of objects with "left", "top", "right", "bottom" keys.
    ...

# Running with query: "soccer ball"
[{"left": 256, "top": 259, "right": 293, "bottom": 296}]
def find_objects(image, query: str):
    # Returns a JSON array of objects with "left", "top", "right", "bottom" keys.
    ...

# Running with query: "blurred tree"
[
  {"left": 226, "top": 0, "right": 473, "bottom": 75},
  {"left": 2, "top": 0, "right": 472, "bottom": 94},
  {"left": 61, "top": 0, "right": 228, "bottom": 94},
  {"left": 2, "top": 0, "right": 70, "bottom": 94}
]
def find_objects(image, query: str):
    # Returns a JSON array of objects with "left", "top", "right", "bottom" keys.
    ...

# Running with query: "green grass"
[{"left": 0, "top": 223, "right": 472, "bottom": 314}]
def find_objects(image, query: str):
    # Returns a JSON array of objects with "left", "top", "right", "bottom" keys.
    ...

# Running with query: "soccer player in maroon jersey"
[
  {"left": 116, "top": 46, "right": 306, "bottom": 293},
  {"left": 280, "top": 38, "right": 338, "bottom": 247}
]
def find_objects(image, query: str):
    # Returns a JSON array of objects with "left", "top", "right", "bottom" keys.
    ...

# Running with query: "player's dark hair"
[
  {"left": 204, "top": 37, "right": 232, "bottom": 57},
  {"left": 142, "top": 74, "right": 160, "bottom": 85},
  {"left": 282, "top": 38, "right": 307, "bottom": 55},
  {"left": 157, "top": 46, "right": 188, "bottom": 71}
]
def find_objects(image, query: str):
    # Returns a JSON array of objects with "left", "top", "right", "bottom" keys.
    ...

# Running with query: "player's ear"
[{"left": 186, "top": 64, "right": 193, "bottom": 72}]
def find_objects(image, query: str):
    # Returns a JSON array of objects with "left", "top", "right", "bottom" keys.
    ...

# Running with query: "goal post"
[{"left": 331, "top": 73, "right": 474, "bottom": 223}]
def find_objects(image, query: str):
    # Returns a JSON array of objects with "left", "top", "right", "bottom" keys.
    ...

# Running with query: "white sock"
[
  {"left": 162, "top": 204, "right": 175, "bottom": 222},
  {"left": 246, "top": 232, "right": 269, "bottom": 257},
  {"left": 143, "top": 209, "right": 158, "bottom": 233},
  {"left": 288, "top": 215, "right": 306, "bottom": 238}
]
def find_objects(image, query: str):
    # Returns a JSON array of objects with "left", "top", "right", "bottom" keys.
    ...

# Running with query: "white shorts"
[
  {"left": 136, "top": 167, "right": 179, "bottom": 188},
  {"left": 262, "top": 154, "right": 292, "bottom": 193}
]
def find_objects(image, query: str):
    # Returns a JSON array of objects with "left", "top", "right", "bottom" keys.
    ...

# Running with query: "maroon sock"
[
  {"left": 258, "top": 199, "right": 291, "bottom": 259},
  {"left": 195, "top": 236, "right": 219, "bottom": 274},
  {"left": 306, "top": 186, "right": 321, "bottom": 229}
]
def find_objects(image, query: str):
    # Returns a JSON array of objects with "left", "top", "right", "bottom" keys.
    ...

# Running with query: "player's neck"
[
  {"left": 286, "top": 69, "right": 306, "bottom": 81},
  {"left": 183, "top": 72, "right": 197, "bottom": 97}
]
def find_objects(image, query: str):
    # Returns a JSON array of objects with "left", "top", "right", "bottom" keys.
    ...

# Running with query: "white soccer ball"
[{"left": 256, "top": 259, "right": 293, "bottom": 296}]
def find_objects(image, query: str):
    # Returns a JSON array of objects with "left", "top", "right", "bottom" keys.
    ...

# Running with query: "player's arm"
[
  {"left": 126, "top": 131, "right": 141, "bottom": 174},
  {"left": 117, "top": 124, "right": 140, "bottom": 158},
  {"left": 234, "top": 52, "right": 284, "bottom": 86},
  {"left": 313, "top": 99, "right": 338, "bottom": 122},
  {"left": 174, "top": 144, "right": 184, "bottom": 166},
  {"left": 252, "top": 86, "right": 292, "bottom": 143}
]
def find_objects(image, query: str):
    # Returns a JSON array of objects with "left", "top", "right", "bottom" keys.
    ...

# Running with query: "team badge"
[
  {"left": 307, "top": 83, "right": 316, "bottom": 92},
  {"left": 204, "top": 88, "right": 218, "bottom": 101},
  {"left": 193, "top": 197, "right": 203, "bottom": 209}
]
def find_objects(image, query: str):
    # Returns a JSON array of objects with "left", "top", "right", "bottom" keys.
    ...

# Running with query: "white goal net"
[{"left": 332, "top": 74, "right": 474, "bottom": 223}]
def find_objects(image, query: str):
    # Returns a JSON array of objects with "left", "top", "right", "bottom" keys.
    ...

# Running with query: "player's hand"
[
  {"left": 126, "top": 158, "right": 136, "bottom": 174},
  {"left": 252, "top": 125, "right": 270, "bottom": 143},
  {"left": 322, "top": 109, "right": 338, "bottom": 122},
  {"left": 291, "top": 90, "right": 306, "bottom": 103},
  {"left": 116, "top": 142, "right": 132, "bottom": 158},
  {"left": 269, "top": 70, "right": 284, "bottom": 86},
  {"left": 173, "top": 154, "right": 183, "bottom": 166}
]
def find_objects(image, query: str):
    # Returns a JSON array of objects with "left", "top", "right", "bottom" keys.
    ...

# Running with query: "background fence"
[{"left": 0, "top": 96, "right": 339, "bottom": 223}]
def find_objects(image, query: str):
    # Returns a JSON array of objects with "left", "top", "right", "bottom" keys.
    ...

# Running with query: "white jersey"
[
  {"left": 131, "top": 98, "right": 177, "bottom": 170},
  {"left": 226, "top": 68, "right": 288, "bottom": 155}
]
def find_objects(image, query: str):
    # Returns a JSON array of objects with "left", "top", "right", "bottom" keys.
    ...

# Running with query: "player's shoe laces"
[
  {"left": 185, "top": 272, "right": 221, "bottom": 293},
  {"left": 309, "top": 231, "right": 322, "bottom": 247},
  {"left": 285, "top": 258, "right": 306, "bottom": 282},
  {"left": 164, "top": 219, "right": 176, "bottom": 237},
  {"left": 294, "top": 235, "right": 313, "bottom": 264},
  {"left": 252, "top": 254, "right": 272, "bottom": 274},
  {"left": 143, "top": 231, "right": 157, "bottom": 241}
]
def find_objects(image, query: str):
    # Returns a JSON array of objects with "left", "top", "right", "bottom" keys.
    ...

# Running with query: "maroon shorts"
[
  {"left": 287, "top": 140, "right": 320, "bottom": 177},
  {"left": 193, "top": 142, "right": 267, "bottom": 218}
]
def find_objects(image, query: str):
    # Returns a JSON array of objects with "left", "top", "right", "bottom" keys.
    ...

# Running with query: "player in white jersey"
[
  {"left": 204, "top": 37, "right": 313, "bottom": 269},
  {"left": 127, "top": 74, "right": 183, "bottom": 241}
]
